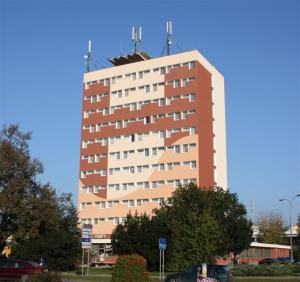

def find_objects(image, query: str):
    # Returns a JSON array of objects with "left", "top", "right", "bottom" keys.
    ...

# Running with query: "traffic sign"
[{"left": 159, "top": 238, "right": 167, "bottom": 250}]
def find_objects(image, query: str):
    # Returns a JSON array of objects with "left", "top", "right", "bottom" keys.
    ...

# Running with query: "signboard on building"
[{"left": 82, "top": 224, "right": 92, "bottom": 249}]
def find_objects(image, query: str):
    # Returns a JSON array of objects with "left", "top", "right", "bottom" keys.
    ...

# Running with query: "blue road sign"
[{"left": 159, "top": 238, "right": 167, "bottom": 250}]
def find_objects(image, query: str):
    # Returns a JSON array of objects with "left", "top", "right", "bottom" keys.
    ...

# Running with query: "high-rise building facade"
[{"left": 78, "top": 50, "right": 227, "bottom": 243}]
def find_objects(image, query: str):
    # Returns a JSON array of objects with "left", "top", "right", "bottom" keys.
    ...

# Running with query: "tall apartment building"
[{"left": 78, "top": 50, "right": 227, "bottom": 244}]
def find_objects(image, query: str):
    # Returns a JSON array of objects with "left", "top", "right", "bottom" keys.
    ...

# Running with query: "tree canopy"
[
  {"left": 0, "top": 125, "right": 81, "bottom": 270},
  {"left": 112, "top": 184, "right": 253, "bottom": 271},
  {"left": 256, "top": 211, "right": 287, "bottom": 245}
]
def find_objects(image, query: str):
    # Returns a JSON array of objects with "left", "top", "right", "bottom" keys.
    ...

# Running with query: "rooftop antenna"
[
  {"left": 84, "top": 40, "right": 92, "bottom": 72},
  {"left": 167, "top": 21, "right": 173, "bottom": 55},
  {"left": 132, "top": 26, "right": 142, "bottom": 53}
]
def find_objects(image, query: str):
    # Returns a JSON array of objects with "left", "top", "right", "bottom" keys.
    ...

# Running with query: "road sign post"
[
  {"left": 81, "top": 224, "right": 92, "bottom": 277},
  {"left": 159, "top": 238, "right": 167, "bottom": 280}
]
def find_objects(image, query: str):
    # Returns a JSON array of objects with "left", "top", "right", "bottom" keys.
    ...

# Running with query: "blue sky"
[{"left": 0, "top": 0, "right": 299, "bottom": 223}]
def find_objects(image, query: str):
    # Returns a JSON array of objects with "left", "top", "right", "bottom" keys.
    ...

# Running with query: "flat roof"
[{"left": 108, "top": 50, "right": 151, "bottom": 66}]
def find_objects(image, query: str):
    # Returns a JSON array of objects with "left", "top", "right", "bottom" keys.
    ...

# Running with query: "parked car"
[
  {"left": 0, "top": 258, "right": 46, "bottom": 281},
  {"left": 258, "top": 258, "right": 278, "bottom": 265},
  {"left": 165, "top": 264, "right": 232, "bottom": 282},
  {"left": 277, "top": 257, "right": 293, "bottom": 264}
]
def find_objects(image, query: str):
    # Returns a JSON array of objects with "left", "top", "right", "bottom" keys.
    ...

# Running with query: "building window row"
[
  {"left": 107, "top": 178, "right": 197, "bottom": 191},
  {"left": 108, "top": 160, "right": 196, "bottom": 176},
  {"left": 84, "top": 92, "right": 109, "bottom": 103},
  {"left": 81, "top": 127, "right": 196, "bottom": 149},
  {"left": 81, "top": 185, "right": 106, "bottom": 193},
  {"left": 84, "top": 61, "right": 196, "bottom": 89},
  {"left": 80, "top": 197, "right": 169, "bottom": 213},
  {"left": 83, "top": 109, "right": 195, "bottom": 131},
  {"left": 108, "top": 143, "right": 196, "bottom": 160},
  {"left": 81, "top": 169, "right": 107, "bottom": 179},
  {"left": 166, "top": 77, "right": 195, "bottom": 88},
  {"left": 81, "top": 153, "right": 107, "bottom": 163},
  {"left": 83, "top": 93, "right": 195, "bottom": 119}
]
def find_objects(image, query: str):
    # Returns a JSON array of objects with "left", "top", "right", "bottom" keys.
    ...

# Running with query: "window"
[
  {"left": 182, "top": 78, "right": 188, "bottom": 87},
  {"left": 189, "top": 93, "right": 195, "bottom": 102},
  {"left": 123, "top": 120, "right": 129, "bottom": 128},
  {"left": 174, "top": 145, "right": 180, "bottom": 153},
  {"left": 136, "top": 199, "right": 142, "bottom": 207},
  {"left": 130, "top": 134, "right": 135, "bottom": 142},
  {"left": 153, "top": 84, "right": 157, "bottom": 92},
  {"left": 123, "top": 184, "right": 128, "bottom": 190},
  {"left": 167, "top": 163, "right": 173, "bottom": 170},
  {"left": 191, "top": 161, "right": 196, "bottom": 168},
  {"left": 182, "top": 111, "right": 189, "bottom": 119},
  {"left": 183, "top": 144, "right": 189, "bottom": 152},
  {"left": 160, "top": 67, "right": 165, "bottom": 75},
  {"left": 152, "top": 148, "right": 157, "bottom": 156},
  {"left": 130, "top": 103, "right": 136, "bottom": 111},
  {"left": 159, "top": 164, "right": 165, "bottom": 171},
  {"left": 129, "top": 200, "right": 134, "bottom": 207},
  {"left": 111, "top": 77, "right": 116, "bottom": 84},
  {"left": 88, "top": 155, "right": 94, "bottom": 163},
  {"left": 174, "top": 112, "right": 180, "bottom": 120},
  {"left": 173, "top": 80, "right": 180, "bottom": 88},
  {"left": 145, "top": 85, "right": 150, "bottom": 93},
  {"left": 115, "top": 184, "right": 120, "bottom": 191},
  {"left": 159, "top": 98, "right": 165, "bottom": 106},
  {"left": 144, "top": 116, "right": 150, "bottom": 124},
  {"left": 139, "top": 71, "right": 143, "bottom": 79},
  {"left": 190, "top": 127, "right": 196, "bottom": 135},
  {"left": 123, "top": 151, "right": 128, "bottom": 159},
  {"left": 144, "top": 148, "right": 149, "bottom": 156},
  {"left": 152, "top": 181, "right": 157, "bottom": 188},
  {"left": 144, "top": 182, "right": 149, "bottom": 189},
  {"left": 116, "top": 121, "right": 121, "bottom": 129},
  {"left": 189, "top": 61, "right": 196, "bottom": 69},
  {"left": 137, "top": 101, "right": 143, "bottom": 110},
  {"left": 116, "top": 152, "right": 120, "bottom": 159},
  {"left": 132, "top": 73, "right": 136, "bottom": 80}
]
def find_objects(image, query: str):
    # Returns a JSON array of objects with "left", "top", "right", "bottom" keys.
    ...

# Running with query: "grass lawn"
[{"left": 62, "top": 270, "right": 300, "bottom": 282}]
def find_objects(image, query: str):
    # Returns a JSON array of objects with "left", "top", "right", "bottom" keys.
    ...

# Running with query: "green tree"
[
  {"left": 112, "top": 184, "right": 253, "bottom": 271},
  {"left": 12, "top": 194, "right": 81, "bottom": 270},
  {"left": 205, "top": 187, "right": 253, "bottom": 256},
  {"left": 256, "top": 211, "right": 287, "bottom": 244},
  {"left": 0, "top": 125, "right": 81, "bottom": 270}
]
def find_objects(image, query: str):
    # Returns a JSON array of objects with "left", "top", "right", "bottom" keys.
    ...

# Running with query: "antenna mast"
[
  {"left": 132, "top": 26, "right": 142, "bottom": 53},
  {"left": 167, "top": 21, "right": 173, "bottom": 55},
  {"left": 84, "top": 40, "right": 92, "bottom": 72}
]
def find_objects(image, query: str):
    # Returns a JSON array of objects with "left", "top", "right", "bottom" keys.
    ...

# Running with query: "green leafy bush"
[
  {"left": 28, "top": 272, "right": 63, "bottom": 282},
  {"left": 111, "top": 254, "right": 150, "bottom": 282},
  {"left": 232, "top": 264, "right": 293, "bottom": 276}
]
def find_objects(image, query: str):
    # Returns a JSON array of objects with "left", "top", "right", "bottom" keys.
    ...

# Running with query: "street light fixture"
[{"left": 279, "top": 194, "right": 300, "bottom": 262}]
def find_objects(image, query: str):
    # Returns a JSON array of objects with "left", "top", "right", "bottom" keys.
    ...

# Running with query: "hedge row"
[{"left": 232, "top": 264, "right": 300, "bottom": 276}]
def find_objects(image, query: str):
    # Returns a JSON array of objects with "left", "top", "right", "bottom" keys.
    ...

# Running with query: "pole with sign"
[
  {"left": 159, "top": 238, "right": 166, "bottom": 280},
  {"left": 81, "top": 224, "right": 92, "bottom": 277}
]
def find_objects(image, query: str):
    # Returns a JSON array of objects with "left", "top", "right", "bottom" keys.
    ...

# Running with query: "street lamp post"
[{"left": 279, "top": 194, "right": 300, "bottom": 262}]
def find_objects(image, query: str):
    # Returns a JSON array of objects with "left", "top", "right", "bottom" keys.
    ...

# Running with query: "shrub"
[
  {"left": 111, "top": 254, "right": 150, "bottom": 282},
  {"left": 232, "top": 264, "right": 293, "bottom": 276},
  {"left": 28, "top": 272, "right": 63, "bottom": 282}
]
